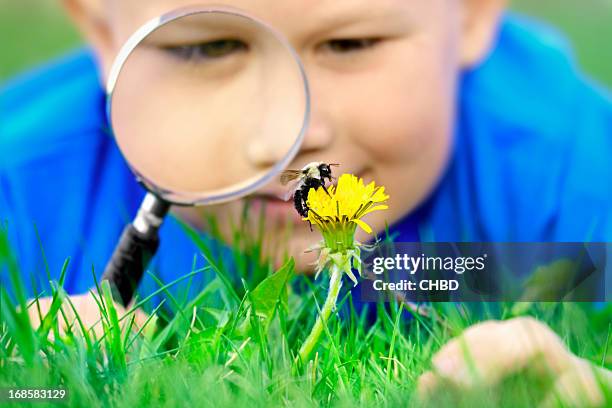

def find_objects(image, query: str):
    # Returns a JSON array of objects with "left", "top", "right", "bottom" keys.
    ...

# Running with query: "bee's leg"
[
  {"left": 321, "top": 183, "right": 331, "bottom": 197},
  {"left": 303, "top": 204, "right": 313, "bottom": 231}
]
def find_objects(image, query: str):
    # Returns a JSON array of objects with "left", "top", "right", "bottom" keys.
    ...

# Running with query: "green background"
[{"left": 1, "top": 0, "right": 611, "bottom": 87}]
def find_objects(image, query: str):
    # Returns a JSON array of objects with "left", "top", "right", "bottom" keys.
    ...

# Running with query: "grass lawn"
[{"left": 1, "top": 218, "right": 611, "bottom": 407}]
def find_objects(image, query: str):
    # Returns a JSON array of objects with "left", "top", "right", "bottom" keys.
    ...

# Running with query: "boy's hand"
[
  {"left": 26, "top": 292, "right": 150, "bottom": 339},
  {"left": 418, "top": 317, "right": 612, "bottom": 407}
]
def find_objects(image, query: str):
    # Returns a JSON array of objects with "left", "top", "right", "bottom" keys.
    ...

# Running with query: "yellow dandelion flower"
[
  {"left": 302, "top": 173, "right": 389, "bottom": 284},
  {"left": 305, "top": 173, "right": 389, "bottom": 249}
]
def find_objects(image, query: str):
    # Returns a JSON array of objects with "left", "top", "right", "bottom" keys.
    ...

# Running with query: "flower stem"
[{"left": 297, "top": 264, "right": 343, "bottom": 363}]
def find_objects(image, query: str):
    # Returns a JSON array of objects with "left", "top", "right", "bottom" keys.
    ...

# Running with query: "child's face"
[{"left": 79, "top": 0, "right": 502, "bottom": 271}]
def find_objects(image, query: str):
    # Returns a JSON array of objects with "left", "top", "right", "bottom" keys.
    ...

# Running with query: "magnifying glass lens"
[
  {"left": 109, "top": 9, "right": 308, "bottom": 205},
  {"left": 103, "top": 8, "right": 309, "bottom": 306}
]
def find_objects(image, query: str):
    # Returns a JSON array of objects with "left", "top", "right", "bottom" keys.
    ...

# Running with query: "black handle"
[
  {"left": 101, "top": 193, "right": 170, "bottom": 307},
  {"left": 102, "top": 224, "right": 160, "bottom": 306}
]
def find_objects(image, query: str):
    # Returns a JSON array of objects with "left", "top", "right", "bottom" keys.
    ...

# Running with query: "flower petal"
[
  {"left": 361, "top": 204, "right": 389, "bottom": 216},
  {"left": 352, "top": 218, "right": 373, "bottom": 234}
]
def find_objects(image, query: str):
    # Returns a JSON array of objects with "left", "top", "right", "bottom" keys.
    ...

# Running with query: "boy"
[{"left": 1, "top": 0, "right": 611, "bottom": 401}]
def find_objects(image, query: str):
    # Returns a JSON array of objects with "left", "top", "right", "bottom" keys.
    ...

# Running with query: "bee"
[{"left": 280, "top": 162, "right": 339, "bottom": 217}]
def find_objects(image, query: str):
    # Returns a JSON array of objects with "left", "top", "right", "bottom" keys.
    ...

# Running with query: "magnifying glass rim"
[{"left": 106, "top": 5, "right": 310, "bottom": 206}]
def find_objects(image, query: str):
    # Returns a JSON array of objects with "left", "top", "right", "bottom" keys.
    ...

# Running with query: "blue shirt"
[{"left": 2, "top": 14, "right": 612, "bottom": 301}]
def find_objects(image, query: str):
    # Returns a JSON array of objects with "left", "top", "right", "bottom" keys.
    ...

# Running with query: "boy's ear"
[
  {"left": 62, "top": 0, "right": 114, "bottom": 81},
  {"left": 460, "top": 0, "right": 507, "bottom": 67}
]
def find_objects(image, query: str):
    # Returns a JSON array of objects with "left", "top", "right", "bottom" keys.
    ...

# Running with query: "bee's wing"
[
  {"left": 280, "top": 170, "right": 302, "bottom": 185},
  {"left": 282, "top": 178, "right": 304, "bottom": 202}
]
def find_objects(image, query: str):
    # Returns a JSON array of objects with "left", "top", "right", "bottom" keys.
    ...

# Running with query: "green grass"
[
  {"left": 1, "top": 217, "right": 611, "bottom": 407},
  {"left": 0, "top": 0, "right": 81, "bottom": 82},
  {"left": 511, "top": 0, "right": 612, "bottom": 88}
]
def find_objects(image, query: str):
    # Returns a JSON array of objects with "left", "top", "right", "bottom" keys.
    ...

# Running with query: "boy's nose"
[
  {"left": 298, "top": 113, "right": 334, "bottom": 155},
  {"left": 245, "top": 110, "right": 333, "bottom": 167}
]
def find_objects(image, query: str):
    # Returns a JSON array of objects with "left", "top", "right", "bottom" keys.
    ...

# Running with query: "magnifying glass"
[{"left": 101, "top": 6, "right": 310, "bottom": 306}]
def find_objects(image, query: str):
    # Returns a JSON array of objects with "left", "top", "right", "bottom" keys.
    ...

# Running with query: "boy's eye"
[
  {"left": 161, "top": 39, "right": 248, "bottom": 61},
  {"left": 320, "top": 38, "right": 381, "bottom": 54}
]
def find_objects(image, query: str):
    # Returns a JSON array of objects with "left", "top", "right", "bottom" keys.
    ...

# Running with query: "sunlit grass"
[{"left": 1, "top": 218, "right": 611, "bottom": 407}]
